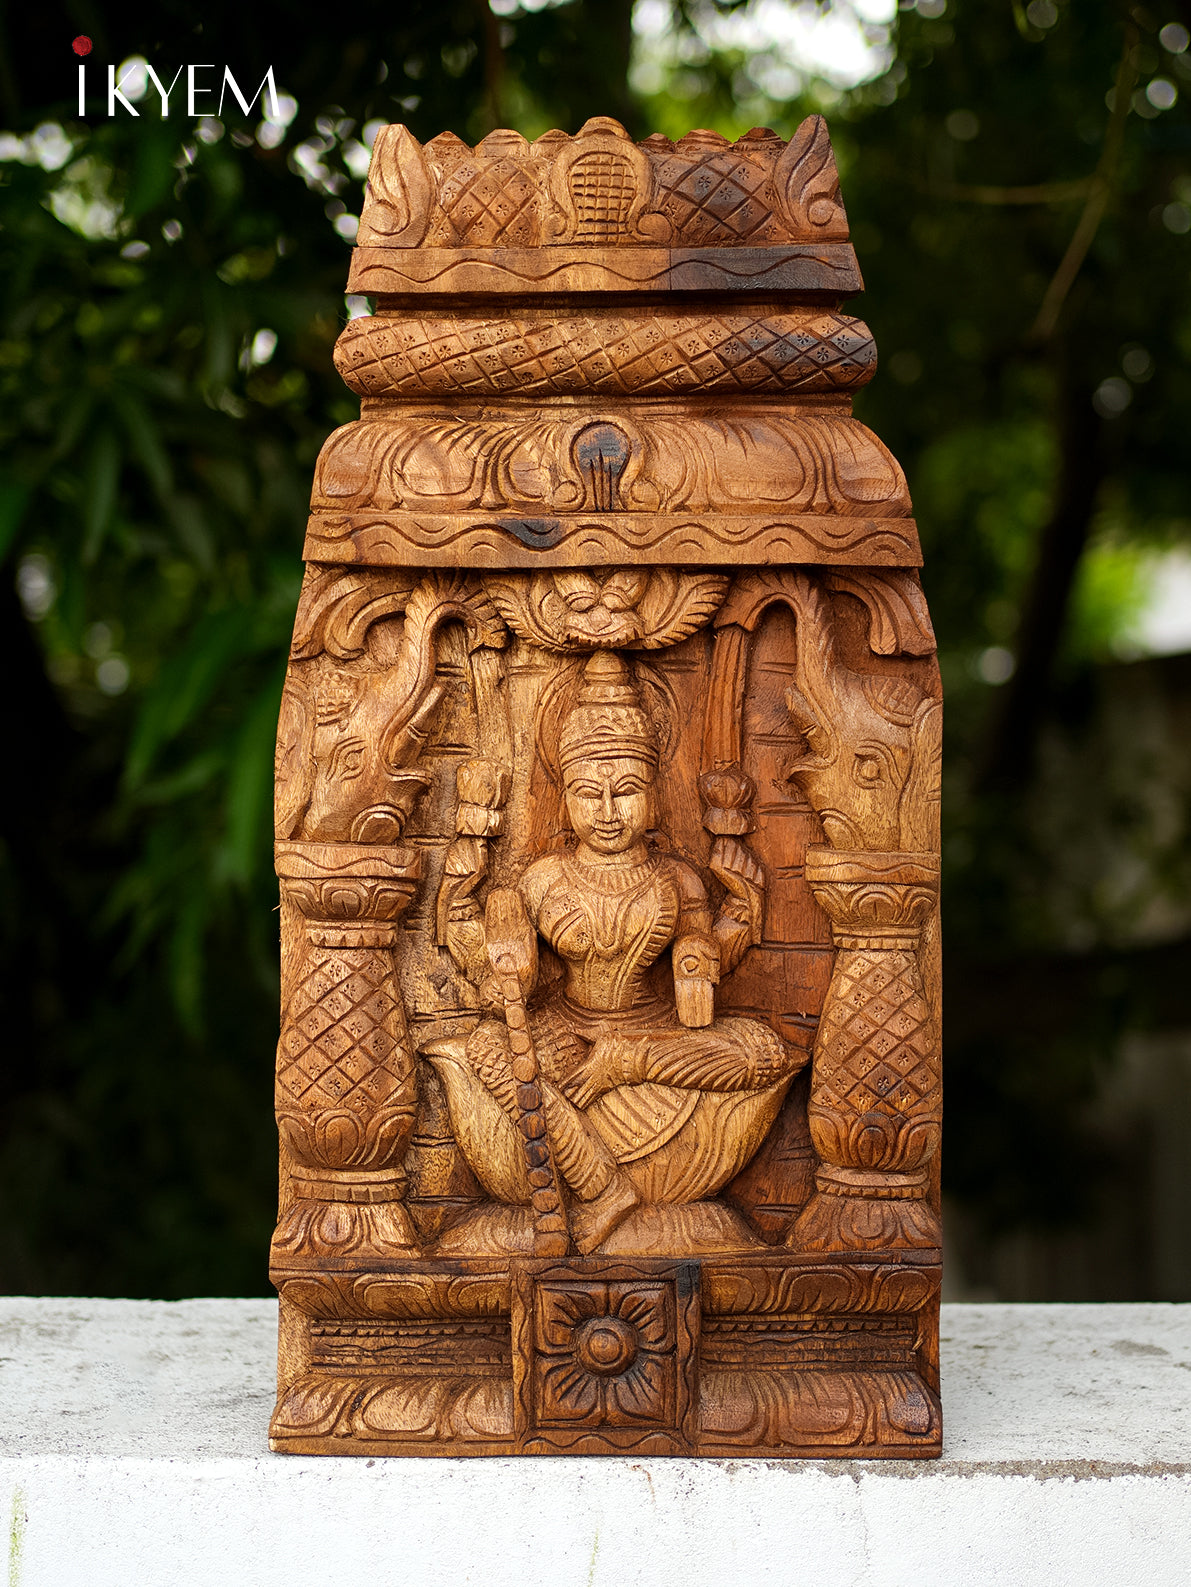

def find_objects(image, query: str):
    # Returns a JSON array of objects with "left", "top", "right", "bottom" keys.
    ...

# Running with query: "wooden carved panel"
[{"left": 270, "top": 116, "right": 942, "bottom": 1459}]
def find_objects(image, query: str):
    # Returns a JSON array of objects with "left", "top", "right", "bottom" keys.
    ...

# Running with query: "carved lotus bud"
[
  {"left": 279, "top": 1103, "right": 415, "bottom": 1171},
  {"left": 698, "top": 765, "right": 757, "bottom": 835},
  {"left": 807, "top": 1108, "right": 941, "bottom": 1179},
  {"left": 456, "top": 757, "right": 511, "bottom": 810},
  {"left": 283, "top": 875, "right": 419, "bottom": 925}
]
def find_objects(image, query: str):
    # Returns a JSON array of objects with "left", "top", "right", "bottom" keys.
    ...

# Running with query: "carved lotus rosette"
[{"left": 511, "top": 1260, "right": 700, "bottom": 1454}]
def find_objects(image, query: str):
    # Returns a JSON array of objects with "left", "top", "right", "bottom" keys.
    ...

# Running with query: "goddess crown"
[{"left": 558, "top": 653, "right": 659, "bottom": 773}]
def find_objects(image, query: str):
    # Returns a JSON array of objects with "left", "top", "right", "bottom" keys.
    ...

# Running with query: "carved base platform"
[{"left": 270, "top": 1252, "right": 940, "bottom": 1458}]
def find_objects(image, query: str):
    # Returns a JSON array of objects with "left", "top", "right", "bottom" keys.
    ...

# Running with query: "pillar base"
[
  {"left": 270, "top": 1198, "right": 420, "bottom": 1265},
  {"left": 789, "top": 1167, "right": 940, "bottom": 1251}
]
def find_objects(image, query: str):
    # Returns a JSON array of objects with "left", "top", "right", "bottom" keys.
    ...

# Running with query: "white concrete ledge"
[{"left": 3, "top": 1299, "right": 1189, "bottom": 1586}]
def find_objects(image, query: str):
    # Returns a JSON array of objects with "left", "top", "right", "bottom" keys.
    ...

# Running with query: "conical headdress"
[{"left": 558, "top": 653, "right": 659, "bottom": 772}]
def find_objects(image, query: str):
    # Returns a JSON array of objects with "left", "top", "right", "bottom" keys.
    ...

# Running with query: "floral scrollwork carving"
[
  {"left": 772, "top": 114, "right": 849, "bottom": 238},
  {"left": 270, "top": 1372, "right": 514, "bottom": 1447},
  {"left": 357, "top": 124, "right": 433, "bottom": 247}
]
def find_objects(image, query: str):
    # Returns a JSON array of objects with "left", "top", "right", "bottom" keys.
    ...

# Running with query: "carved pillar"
[
  {"left": 272, "top": 841, "right": 422, "bottom": 1262},
  {"left": 791, "top": 848, "right": 941, "bottom": 1250}
]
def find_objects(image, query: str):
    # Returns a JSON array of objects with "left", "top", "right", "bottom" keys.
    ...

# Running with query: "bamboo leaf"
[
  {"left": 0, "top": 481, "right": 30, "bottom": 563},
  {"left": 169, "top": 889, "right": 210, "bottom": 1036},
  {"left": 124, "top": 608, "right": 253, "bottom": 788},
  {"left": 112, "top": 389, "right": 174, "bottom": 500},
  {"left": 81, "top": 428, "right": 121, "bottom": 564}
]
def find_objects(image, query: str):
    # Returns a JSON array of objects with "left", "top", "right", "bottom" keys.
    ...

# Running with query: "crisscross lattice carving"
[
  {"left": 813, "top": 948, "right": 939, "bottom": 1118},
  {"left": 437, "top": 157, "right": 541, "bottom": 247},
  {"left": 653, "top": 150, "right": 784, "bottom": 245},
  {"left": 277, "top": 946, "right": 411, "bottom": 1112},
  {"left": 334, "top": 311, "right": 875, "bottom": 398}
]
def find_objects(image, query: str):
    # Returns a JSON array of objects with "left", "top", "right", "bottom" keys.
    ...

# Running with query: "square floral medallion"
[{"left": 512, "top": 1259, "right": 700, "bottom": 1454}]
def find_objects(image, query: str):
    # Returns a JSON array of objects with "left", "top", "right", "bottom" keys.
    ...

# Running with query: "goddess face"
[{"left": 563, "top": 756, "right": 654, "bottom": 856}]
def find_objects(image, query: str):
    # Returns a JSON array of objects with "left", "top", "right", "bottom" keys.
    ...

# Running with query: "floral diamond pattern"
[
  {"left": 336, "top": 311, "right": 874, "bottom": 400},
  {"left": 437, "top": 157, "right": 540, "bottom": 247},
  {"left": 277, "top": 946, "right": 410, "bottom": 1111},
  {"left": 816, "top": 947, "right": 940, "bottom": 1118}
]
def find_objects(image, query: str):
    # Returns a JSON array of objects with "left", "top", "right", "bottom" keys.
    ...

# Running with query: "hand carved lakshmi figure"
[
  {"left": 269, "top": 115, "right": 945, "bottom": 1460},
  {"left": 426, "top": 653, "right": 808, "bottom": 1258}
]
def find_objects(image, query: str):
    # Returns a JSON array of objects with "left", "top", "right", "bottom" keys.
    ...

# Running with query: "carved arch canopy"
[{"left": 270, "top": 115, "right": 943, "bottom": 1461}]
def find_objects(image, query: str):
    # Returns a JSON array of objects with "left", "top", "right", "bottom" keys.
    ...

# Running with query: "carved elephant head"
[
  {"left": 280, "top": 666, "right": 435, "bottom": 845},
  {"left": 782, "top": 580, "right": 940, "bottom": 854},
  {"left": 275, "top": 573, "right": 505, "bottom": 845}
]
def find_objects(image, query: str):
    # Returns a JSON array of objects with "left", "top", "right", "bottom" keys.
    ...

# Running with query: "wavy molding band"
[
  {"left": 311, "top": 412, "right": 910, "bottom": 524},
  {"left": 303, "top": 514, "right": 921, "bottom": 570}
]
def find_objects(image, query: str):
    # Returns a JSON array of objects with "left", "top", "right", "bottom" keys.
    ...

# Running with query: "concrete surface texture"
[{"left": 2, "top": 1298, "right": 1190, "bottom": 1586}]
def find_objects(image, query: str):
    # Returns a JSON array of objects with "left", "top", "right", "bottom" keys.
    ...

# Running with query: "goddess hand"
[
  {"left": 710, "top": 836, "right": 764, "bottom": 900},
  {"left": 441, "top": 836, "right": 488, "bottom": 897},
  {"left": 562, "top": 1038, "right": 640, "bottom": 1109}
]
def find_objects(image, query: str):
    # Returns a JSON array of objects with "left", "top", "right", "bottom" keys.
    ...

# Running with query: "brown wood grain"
[{"left": 270, "top": 114, "right": 942, "bottom": 1459}]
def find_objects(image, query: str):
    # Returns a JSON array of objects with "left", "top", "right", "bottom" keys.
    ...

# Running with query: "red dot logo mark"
[{"left": 72, "top": 36, "right": 93, "bottom": 57}]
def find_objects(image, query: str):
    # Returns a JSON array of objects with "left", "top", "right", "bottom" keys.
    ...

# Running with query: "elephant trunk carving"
[{"left": 277, "top": 574, "right": 504, "bottom": 848}]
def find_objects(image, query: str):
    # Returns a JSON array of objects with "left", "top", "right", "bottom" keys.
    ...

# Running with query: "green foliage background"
[{"left": 2, "top": 0, "right": 1189, "bottom": 1296}]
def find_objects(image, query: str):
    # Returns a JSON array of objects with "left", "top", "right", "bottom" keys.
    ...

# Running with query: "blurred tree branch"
[
  {"left": 1031, "top": 23, "right": 1139, "bottom": 342},
  {"left": 975, "top": 367, "right": 1106, "bottom": 793},
  {"left": 976, "top": 16, "right": 1140, "bottom": 791},
  {"left": 928, "top": 179, "right": 1093, "bottom": 205}
]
